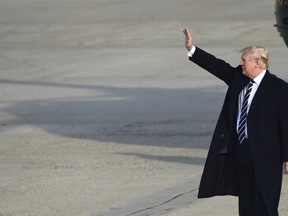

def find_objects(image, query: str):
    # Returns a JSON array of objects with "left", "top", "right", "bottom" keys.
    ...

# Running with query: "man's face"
[{"left": 240, "top": 52, "right": 256, "bottom": 78}]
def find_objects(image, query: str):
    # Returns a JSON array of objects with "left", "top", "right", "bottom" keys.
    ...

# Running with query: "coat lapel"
[{"left": 248, "top": 71, "right": 271, "bottom": 115}]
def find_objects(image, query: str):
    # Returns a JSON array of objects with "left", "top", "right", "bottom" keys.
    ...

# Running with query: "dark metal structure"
[{"left": 275, "top": 0, "right": 288, "bottom": 46}]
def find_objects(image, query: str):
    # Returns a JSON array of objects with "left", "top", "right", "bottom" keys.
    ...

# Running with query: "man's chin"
[{"left": 242, "top": 71, "right": 249, "bottom": 77}]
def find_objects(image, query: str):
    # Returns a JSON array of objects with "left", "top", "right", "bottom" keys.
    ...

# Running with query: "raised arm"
[{"left": 182, "top": 27, "right": 239, "bottom": 85}]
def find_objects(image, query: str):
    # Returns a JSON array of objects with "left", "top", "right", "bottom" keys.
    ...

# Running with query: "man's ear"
[{"left": 254, "top": 60, "right": 261, "bottom": 69}]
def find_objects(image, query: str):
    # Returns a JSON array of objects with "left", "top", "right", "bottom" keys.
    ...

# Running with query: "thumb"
[{"left": 285, "top": 162, "right": 288, "bottom": 174}]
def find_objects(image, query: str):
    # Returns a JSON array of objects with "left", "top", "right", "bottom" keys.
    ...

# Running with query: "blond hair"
[{"left": 240, "top": 46, "right": 269, "bottom": 69}]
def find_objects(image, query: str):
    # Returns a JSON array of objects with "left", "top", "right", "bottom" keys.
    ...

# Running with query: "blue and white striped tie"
[{"left": 237, "top": 80, "right": 254, "bottom": 144}]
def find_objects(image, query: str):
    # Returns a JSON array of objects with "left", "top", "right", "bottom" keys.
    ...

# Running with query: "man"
[{"left": 183, "top": 28, "right": 288, "bottom": 216}]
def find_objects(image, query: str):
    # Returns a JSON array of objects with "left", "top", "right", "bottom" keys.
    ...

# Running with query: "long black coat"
[{"left": 190, "top": 47, "right": 288, "bottom": 215}]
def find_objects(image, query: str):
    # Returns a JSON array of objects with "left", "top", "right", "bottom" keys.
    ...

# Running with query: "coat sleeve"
[
  {"left": 189, "top": 47, "right": 240, "bottom": 86},
  {"left": 279, "top": 81, "right": 288, "bottom": 161}
]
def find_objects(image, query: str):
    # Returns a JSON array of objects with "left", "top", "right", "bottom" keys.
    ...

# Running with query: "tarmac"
[{"left": 0, "top": 0, "right": 288, "bottom": 215}]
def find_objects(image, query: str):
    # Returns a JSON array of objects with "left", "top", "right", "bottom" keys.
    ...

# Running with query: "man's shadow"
[{"left": 0, "top": 79, "right": 225, "bottom": 164}]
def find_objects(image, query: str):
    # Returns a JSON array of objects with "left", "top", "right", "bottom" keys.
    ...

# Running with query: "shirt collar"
[{"left": 252, "top": 70, "right": 266, "bottom": 85}]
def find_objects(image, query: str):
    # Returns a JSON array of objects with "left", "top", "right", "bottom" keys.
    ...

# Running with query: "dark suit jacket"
[{"left": 189, "top": 47, "right": 288, "bottom": 215}]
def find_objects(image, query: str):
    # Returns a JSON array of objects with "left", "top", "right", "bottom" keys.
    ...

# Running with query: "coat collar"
[{"left": 248, "top": 70, "right": 271, "bottom": 114}]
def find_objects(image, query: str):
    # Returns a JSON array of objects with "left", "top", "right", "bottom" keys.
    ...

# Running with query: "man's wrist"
[{"left": 187, "top": 46, "right": 196, "bottom": 57}]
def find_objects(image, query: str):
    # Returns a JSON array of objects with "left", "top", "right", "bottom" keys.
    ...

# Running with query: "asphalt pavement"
[{"left": 0, "top": 0, "right": 288, "bottom": 215}]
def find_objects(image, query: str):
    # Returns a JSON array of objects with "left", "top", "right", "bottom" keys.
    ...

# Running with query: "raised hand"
[{"left": 183, "top": 28, "right": 193, "bottom": 51}]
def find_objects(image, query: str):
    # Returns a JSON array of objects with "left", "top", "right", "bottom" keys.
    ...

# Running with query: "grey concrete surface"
[{"left": 0, "top": 0, "right": 288, "bottom": 215}]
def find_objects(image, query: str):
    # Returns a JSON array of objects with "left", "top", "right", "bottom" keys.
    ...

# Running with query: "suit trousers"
[{"left": 236, "top": 139, "right": 270, "bottom": 216}]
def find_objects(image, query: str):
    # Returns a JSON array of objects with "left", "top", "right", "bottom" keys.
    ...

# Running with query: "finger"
[
  {"left": 183, "top": 28, "right": 190, "bottom": 38},
  {"left": 182, "top": 28, "right": 187, "bottom": 34}
]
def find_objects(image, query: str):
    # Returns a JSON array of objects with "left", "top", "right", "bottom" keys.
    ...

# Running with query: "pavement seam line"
[{"left": 125, "top": 187, "right": 199, "bottom": 216}]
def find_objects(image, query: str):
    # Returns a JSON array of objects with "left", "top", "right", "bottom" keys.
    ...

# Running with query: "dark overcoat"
[{"left": 190, "top": 47, "right": 288, "bottom": 216}]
